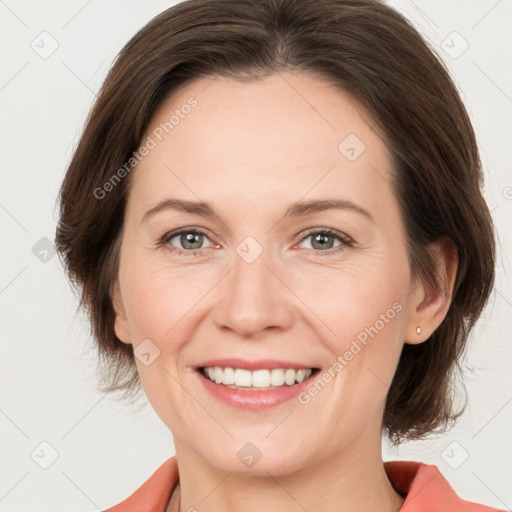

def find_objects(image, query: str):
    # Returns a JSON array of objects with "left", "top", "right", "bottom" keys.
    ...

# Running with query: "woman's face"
[{"left": 113, "top": 71, "right": 425, "bottom": 474}]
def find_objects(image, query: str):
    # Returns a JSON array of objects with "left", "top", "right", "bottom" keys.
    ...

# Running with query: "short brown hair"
[{"left": 55, "top": 0, "right": 496, "bottom": 443}]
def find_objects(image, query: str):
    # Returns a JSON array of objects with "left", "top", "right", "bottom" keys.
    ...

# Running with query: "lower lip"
[{"left": 196, "top": 369, "right": 318, "bottom": 410}]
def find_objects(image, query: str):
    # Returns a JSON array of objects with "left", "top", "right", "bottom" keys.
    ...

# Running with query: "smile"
[
  {"left": 201, "top": 366, "right": 314, "bottom": 390},
  {"left": 196, "top": 363, "right": 320, "bottom": 410}
]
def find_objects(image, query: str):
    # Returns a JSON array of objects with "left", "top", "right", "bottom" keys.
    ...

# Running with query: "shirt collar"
[{"left": 104, "top": 457, "right": 501, "bottom": 512}]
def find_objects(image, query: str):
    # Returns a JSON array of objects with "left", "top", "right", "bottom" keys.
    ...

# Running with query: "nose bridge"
[{"left": 213, "top": 234, "right": 294, "bottom": 336}]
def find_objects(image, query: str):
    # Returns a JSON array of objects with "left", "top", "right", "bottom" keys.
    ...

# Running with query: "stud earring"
[{"left": 416, "top": 326, "right": 421, "bottom": 335}]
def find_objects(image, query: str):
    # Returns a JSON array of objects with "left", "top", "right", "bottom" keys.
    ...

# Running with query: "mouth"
[
  {"left": 194, "top": 358, "right": 322, "bottom": 409},
  {"left": 198, "top": 366, "right": 320, "bottom": 391}
]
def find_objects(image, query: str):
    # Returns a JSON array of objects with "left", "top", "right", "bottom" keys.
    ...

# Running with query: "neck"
[{"left": 169, "top": 428, "right": 405, "bottom": 512}]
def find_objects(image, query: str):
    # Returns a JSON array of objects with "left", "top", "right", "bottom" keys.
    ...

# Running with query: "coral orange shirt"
[{"left": 103, "top": 457, "right": 503, "bottom": 512}]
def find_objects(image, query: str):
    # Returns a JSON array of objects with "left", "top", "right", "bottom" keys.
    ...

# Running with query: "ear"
[
  {"left": 404, "top": 236, "right": 458, "bottom": 344},
  {"left": 112, "top": 278, "right": 132, "bottom": 345}
]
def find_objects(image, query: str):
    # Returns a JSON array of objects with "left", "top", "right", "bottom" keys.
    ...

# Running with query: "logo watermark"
[
  {"left": 93, "top": 96, "right": 198, "bottom": 200},
  {"left": 298, "top": 301, "right": 403, "bottom": 405}
]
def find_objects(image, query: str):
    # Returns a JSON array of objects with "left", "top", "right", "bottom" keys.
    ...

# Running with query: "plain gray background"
[{"left": 1, "top": 0, "right": 511, "bottom": 510}]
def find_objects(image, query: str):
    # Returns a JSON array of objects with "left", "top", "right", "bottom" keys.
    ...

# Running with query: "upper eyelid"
[{"left": 162, "top": 227, "right": 217, "bottom": 245}]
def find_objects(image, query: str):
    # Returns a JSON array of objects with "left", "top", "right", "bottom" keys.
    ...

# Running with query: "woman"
[{"left": 55, "top": 0, "right": 502, "bottom": 510}]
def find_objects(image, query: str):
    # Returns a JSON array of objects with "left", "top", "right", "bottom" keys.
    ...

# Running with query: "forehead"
[{"left": 128, "top": 72, "right": 394, "bottom": 221}]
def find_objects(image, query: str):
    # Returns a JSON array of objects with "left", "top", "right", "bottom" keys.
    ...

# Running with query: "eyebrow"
[{"left": 141, "top": 198, "right": 374, "bottom": 224}]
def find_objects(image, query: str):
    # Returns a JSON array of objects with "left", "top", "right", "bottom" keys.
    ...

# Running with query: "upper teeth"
[{"left": 203, "top": 367, "right": 313, "bottom": 388}]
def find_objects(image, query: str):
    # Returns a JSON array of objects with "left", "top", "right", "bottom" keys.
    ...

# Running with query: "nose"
[{"left": 212, "top": 246, "right": 295, "bottom": 338}]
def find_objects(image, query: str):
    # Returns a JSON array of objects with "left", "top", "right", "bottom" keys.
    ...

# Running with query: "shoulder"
[
  {"left": 385, "top": 460, "right": 504, "bottom": 512},
  {"left": 101, "top": 456, "right": 502, "bottom": 512},
  {"left": 102, "top": 456, "right": 179, "bottom": 512}
]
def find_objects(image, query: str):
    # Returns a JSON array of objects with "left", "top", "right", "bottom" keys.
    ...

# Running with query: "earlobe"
[
  {"left": 112, "top": 279, "right": 132, "bottom": 344},
  {"left": 405, "top": 237, "right": 458, "bottom": 345}
]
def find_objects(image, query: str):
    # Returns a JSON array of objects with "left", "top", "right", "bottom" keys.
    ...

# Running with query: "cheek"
[
  {"left": 120, "top": 251, "right": 211, "bottom": 343},
  {"left": 296, "top": 275, "right": 407, "bottom": 434},
  {"left": 120, "top": 256, "right": 209, "bottom": 427},
  {"left": 287, "top": 258, "right": 408, "bottom": 337},
  {"left": 292, "top": 263, "right": 408, "bottom": 390}
]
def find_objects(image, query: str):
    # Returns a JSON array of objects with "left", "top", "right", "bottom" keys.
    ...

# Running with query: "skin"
[{"left": 112, "top": 71, "right": 457, "bottom": 512}]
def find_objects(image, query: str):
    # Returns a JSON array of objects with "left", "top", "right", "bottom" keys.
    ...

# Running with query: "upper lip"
[{"left": 196, "top": 358, "right": 317, "bottom": 371}]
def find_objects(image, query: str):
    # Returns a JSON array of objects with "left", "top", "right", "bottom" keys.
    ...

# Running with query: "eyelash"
[{"left": 157, "top": 227, "right": 354, "bottom": 257}]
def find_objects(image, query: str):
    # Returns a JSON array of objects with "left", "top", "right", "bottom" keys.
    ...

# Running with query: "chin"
[{"left": 197, "top": 440, "right": 308, "bottom": 477}]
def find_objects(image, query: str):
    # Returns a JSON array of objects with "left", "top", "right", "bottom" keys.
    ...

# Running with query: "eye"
[
  {"left": 157, "top": 227, "right": 353, "bottom": 257},
  {"left": 158, "top": 228, "right": 216, "bottom": 257},
  {"left": 296, "top": 228, "right": 353, "bottom": 256}
]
